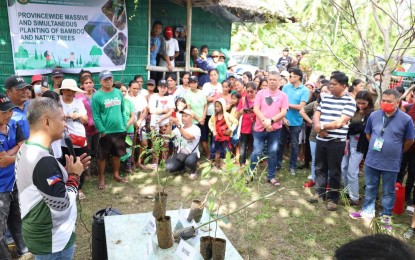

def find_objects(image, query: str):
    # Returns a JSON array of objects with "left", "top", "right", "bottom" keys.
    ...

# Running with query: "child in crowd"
[
  {"left": 237, "top": 82, "right": 257, "bottom": 166},
  {"left": 174, "top": 97, "right": 187, "bottom": 125},
  {"left": 148, "top": 80, "right": 175, "bottom": 166},
  {"left": 229, "top": 91, "right": 242, "bottom": 161},
  {"left": 208, "top": 98, "right": 238, "bottom": 168},
  {"left": 220, "top": 80, "right": 232, "bottom": 111},
  {"left": 117, "top": 83, "right": 135, "bottom": 175}
]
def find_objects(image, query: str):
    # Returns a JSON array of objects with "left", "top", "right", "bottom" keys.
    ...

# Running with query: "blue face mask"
[{"left": 33, "top": 84, "right": 42, "bottom": 95}]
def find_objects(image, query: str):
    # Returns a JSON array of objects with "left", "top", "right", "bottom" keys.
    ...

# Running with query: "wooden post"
[
  {"left": 185, "top": 0, "right": 192, "bottom": 72},
  {"left": 147, "top": 0, "right": 152, "bottom": 78}
]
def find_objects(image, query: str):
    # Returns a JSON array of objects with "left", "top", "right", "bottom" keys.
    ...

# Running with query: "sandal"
[
  {"left": 268, "top": 178, "right": 281, "bottom": 187},
  {"left": 78, "top": 190, "right": 86, "bottom": 200}
]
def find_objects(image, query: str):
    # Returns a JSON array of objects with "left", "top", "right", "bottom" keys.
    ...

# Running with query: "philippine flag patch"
[{"left": 47, "top": 175, "right": 61, "bottom": 186}]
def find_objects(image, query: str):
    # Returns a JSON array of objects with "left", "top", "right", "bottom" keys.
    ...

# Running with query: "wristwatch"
[
  {"left": 270, "top": 119, "right": 275, "bottom": 124},
  {"left": 177, "top": 125, "right": 182, "bottom": 129},
  {"left": 320, "top": 122, "right": 325, "bottom": 130}
]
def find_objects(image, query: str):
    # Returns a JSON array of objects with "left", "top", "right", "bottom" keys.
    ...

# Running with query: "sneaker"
[
  {"left": 404, "top": 228, "right": 415, "bottom": 239},
  {"left": 380, "top": 215, "right": 393, "bottom": 232},
  {"left": 326, "top": 200, "right": 337, "bottom": 211},
  {"left": 307, "top": 194, "right": 323, "bottom": 204},
  {"left": 290, "top": 169, "right": 296, "bottom": 176},
  {"left": 349, "top": 211, "right": 374, "bottom": 220},
  {"left": 303, "top": 180, "right": 315, "bottom": 188}
]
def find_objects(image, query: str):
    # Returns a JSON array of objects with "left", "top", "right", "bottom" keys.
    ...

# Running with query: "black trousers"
[{"left": 314, "top": 140, "right": 346, "bottom": 203}]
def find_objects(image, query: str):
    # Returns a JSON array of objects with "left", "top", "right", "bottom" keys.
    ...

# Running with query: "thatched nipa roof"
[{"left": 169, "top": 0, "right": 297, "bottom": 23}]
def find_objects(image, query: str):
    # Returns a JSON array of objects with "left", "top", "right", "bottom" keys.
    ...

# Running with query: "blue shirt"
[
  {"left": 365, "top": 109, "right": 415, "bottom": 172},
  {"left": 282, "top": 83, "right": 309, "bottom": 126},
  {"left": 12, "top": 100, "right": 30, "bottom": 139},
  {"left": 149, "top": 35, "right": 166, "bottom": 66},
  {"left": 0, "top": 120, "right": 24, "bottom": 192}
]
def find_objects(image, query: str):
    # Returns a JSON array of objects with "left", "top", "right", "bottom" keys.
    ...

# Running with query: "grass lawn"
[{"left": 72, "top": 159, "right": 415, "bottom": 260}]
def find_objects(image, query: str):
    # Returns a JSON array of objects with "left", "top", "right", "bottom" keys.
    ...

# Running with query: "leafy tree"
[{"left": 89, "top": 45, "right": 103, "bottom": 66}]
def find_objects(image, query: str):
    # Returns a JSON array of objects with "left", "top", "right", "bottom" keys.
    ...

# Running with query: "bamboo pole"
[
  {"left": 185, "top": 0, "right": 192, "bottom": 72},
  {"left": 146, "top": 65, "right": 207, "bottom": 74},
  {"left": 147, "top": 0, "right": 152, "bottom": 79}
]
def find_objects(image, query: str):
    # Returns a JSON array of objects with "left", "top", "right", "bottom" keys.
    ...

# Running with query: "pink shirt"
[
  {"left": 254, "top": 88, "right": 289, "bottom": 132},
  {"left": 237, "top": 97, "right": 255, "bottom": 134}
]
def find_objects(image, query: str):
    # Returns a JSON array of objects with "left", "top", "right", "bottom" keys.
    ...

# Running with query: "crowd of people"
[{"left": 0, "top": 21, "right": 413, "bottom": 259}]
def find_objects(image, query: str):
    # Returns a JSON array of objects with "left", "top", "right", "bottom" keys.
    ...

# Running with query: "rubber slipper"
[
  {"left": 268, "top": 179, "right": 280, "bottom": 187},
  {"left": 113, "top": 177, "right": 128, "bottom": 183}
]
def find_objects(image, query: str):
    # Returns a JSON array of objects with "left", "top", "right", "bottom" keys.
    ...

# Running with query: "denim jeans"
[
  {"left": 0, "top": 190, "right": 28, "bottom": 259},
  {"left": 341, "top": 135, "right": 363, "bottom": 201},
  {"left": 276, "top": 126, "right": 302, "bottom": 170},
  {"left": 314, "top": 140, "right": 346, "bottom": 203},
  {"left": 35, "top": 244, "right": 75, "bottom": 260},
  {"left": 309, "top": 140, "right": 316, "bottom": 180},
  {"left": 250, "top": 129, "right": 281, "bottom": 180},
  {"left": 362, "top": 165, "right": 398, "bottom": 216}
]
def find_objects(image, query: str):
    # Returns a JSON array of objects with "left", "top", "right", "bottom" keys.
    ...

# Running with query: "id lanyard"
[{"left": 381, "top": 116, "right": 394, "bottom": 137}]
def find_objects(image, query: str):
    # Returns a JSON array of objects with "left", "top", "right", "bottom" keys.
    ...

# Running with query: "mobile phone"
[
  {"left": 42, "top": 76, "right": 48, "bottom": 87},
  {"left": 172, "top": 111, "right": 176, "bottom": 118}
]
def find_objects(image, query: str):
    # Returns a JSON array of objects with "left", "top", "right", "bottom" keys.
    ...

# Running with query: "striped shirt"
[{"left": 317, "top": 94, "right": 356, "bottom": 141}]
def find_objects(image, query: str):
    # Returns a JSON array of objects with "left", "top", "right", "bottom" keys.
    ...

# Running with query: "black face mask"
[{"left": 265, "top": 96, "right": 273, "bottom": 105}]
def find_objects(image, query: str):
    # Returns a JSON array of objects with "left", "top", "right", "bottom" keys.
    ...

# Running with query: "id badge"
[{"left": 373, "top": 137, "right": 384, "bottom": 151}]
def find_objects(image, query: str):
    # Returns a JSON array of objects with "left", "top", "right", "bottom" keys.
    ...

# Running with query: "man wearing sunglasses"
[
  {"left": 249, "top": 71, "right": 289, "bottom": 187},
  {"left": 276, "top": 68, "right": 309, "bottom": 176}
]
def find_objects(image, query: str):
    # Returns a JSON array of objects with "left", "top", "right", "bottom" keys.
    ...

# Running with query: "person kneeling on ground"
[{"left": 166, "top": 109, "right": 201, "bottom": 179}]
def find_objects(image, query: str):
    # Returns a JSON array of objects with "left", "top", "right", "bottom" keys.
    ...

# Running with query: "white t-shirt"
[
  {"left": 159, "top": 38, "right": 179, "bottom": 67},
  {"left": 202, "top": 82, "right": 223, "bottom": 116},
  {"left": 173, "top": 124, "right": 201, "bottom": 157},
  {"left": 138, "top": 89, "right": 149, "bottom": 97},
  {"left": 148, "top": 94, "right": 175, "bottom": 127},
  {"left": 60, "top": 97, "right": 87, "bottom": 148},
  {"left": 125, "top": 93, "right": 148, "bottom": 126}
]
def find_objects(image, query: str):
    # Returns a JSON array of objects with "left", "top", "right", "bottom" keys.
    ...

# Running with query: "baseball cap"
[
  {"left": 60, "top": 79, "right": 85, "bottom": 93},
  {"left": 164, "top": 26, "right": 173, "bottom": 39},
  {"left": 31, "top": 74, "right": 42, "bottom": 85},
  {"left": 51, "top": 68, "right": 63, "bottom": 78},
  {"left": 180, "top": 109, "right": 194, "bottom": 117},
  {"left": 158, "top": 79, "right": 168, "bottom": 87},
  {"left": 5, "top": 75, "right": 30, "bottom": 90},
  {"left": 280, "top": 70, "right": 290, "bottom": 78},
  {"left": 0, "top": 94, "right": 16, "bottom": 112},
  {"left": 189, "top": 76, "right": 198, "bottom": 82},
  {"left": 147, "top": 79, "right": 155, "bottom": 85},
  {"left": 99, "top": 70, "right": 113, "bottom": 81}
]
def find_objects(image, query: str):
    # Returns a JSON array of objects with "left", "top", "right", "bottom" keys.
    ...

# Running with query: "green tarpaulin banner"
[{"left": 7, "top": 0, "right": 128, "bottom": 75}]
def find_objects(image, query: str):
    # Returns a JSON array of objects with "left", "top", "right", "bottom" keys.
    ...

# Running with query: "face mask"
[
  {"left": 380, "top": 102, "right": 396, "bottom": 113},
  {"left": 33, "top": 84, "right": 42, "bottom": 95}
]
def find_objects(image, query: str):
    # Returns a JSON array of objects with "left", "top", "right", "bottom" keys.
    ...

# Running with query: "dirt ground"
[{"left": 68, "top": 159, "right": 415, "bottom": 260}]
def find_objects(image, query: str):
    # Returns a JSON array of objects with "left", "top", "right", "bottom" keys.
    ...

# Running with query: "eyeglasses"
[
  {"left": 136, "top": 81, "right": 144, "bottom": 83},
  {"left": 211, "top": 56, "right": 219, "bottom": 58}
]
